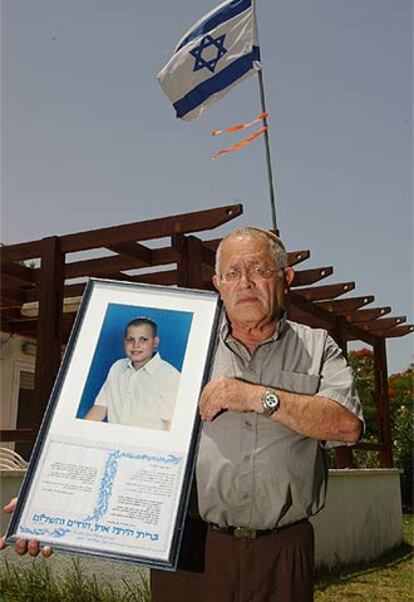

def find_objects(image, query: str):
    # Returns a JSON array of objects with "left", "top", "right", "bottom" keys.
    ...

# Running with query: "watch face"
[
  {"left": 263, "top": 391, "right": 279, "bottom": 415},
  {"left": 265, "top": 393, "right": 279, "bottom": 408}
]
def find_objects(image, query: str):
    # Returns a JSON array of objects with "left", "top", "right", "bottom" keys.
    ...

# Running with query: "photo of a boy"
[{"left": 84, "top": 317, "right": 180, "bottom": 430}]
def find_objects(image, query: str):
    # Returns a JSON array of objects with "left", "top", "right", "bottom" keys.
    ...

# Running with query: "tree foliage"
[{"left": 348, "top": 349, "right": 413, "bottom": 510}]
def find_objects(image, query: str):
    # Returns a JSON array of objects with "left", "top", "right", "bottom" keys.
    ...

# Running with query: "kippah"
[{"left": 247, "top": 227, "right": 286, "bottom": 251}]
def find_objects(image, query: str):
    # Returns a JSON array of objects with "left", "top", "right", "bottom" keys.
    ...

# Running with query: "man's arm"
[
  {"left": 84, "top": 405, "right": 107, "bottom": 421},
  {"left": 199, "top": 377, "right": 362, "bottom": 443}
]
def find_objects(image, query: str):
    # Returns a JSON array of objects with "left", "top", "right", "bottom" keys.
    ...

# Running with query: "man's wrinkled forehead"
[
  {"left": 222, "top": 232, "right": 282, "bottom": 261},
  {"left": 215, "top": 226, "right": 289, "bottom": 275}
]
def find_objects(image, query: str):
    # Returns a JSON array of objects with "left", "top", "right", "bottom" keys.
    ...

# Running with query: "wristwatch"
[{"left": 261, "top": 388, "right": 280, "bottom": 417}]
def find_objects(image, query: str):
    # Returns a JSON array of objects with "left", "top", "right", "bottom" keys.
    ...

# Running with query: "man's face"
[
  {"left": 124, "top": 324, "right": 159, "bottom": 369},
  {"left": 213, "top": 235, "right": 294, "bottom": 327}
]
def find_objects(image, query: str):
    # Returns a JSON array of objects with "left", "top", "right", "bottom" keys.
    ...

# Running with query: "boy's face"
[{"left": 124, "top": 324, "right": 159, "bottom": 370}]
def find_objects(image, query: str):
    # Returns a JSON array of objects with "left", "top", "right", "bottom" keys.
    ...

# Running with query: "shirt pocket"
[{"left": 269, "top": 370, "right": 320, "bottom": 395}]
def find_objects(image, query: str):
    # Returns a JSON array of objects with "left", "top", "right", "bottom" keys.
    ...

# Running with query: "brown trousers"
[{"left": 151, "top": 519, "right": 314, "bottom": 602}]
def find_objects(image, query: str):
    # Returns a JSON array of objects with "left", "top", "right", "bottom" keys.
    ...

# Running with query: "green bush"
[
  {"left": 393, "top": 405, "right": 413, "bottom": 512},
  {"left": 348, "top": 350, "right": 413, "bottom": 510}
]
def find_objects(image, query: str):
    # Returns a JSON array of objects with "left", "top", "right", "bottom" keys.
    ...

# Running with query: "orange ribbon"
[
  {"left": 212, "top": 125, "right": 268, "bottom": 160},
  {"left": 212, "top": 112, "right": 268, "bottom": 136}
]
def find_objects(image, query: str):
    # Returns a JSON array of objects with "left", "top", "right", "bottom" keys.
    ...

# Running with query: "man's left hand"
[{"left": 199, "top": 376, "right": 262, "bottom": 422}]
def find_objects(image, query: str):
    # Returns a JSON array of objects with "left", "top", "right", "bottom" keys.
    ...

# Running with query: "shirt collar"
[{"left": 220, "top": 309, "right": 288, "bottom": 344}]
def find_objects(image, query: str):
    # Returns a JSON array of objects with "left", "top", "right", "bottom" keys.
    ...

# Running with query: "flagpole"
[
  {"left": 253, "top": 1, "right": 278, "bottom": 234},
  {"left": 257, "top": 70, "right": 278, "bottom": 233}
]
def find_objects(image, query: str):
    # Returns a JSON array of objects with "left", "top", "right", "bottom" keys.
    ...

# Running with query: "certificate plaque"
[{"left": 6, "top": 279, "right": 221, "bottom": 570}]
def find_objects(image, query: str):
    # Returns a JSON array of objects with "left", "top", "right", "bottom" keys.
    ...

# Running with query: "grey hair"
[{"left": 215, "top": 227, "right": 288, "bottom": 275}]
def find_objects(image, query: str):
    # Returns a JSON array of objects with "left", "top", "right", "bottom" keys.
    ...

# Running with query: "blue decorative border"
[{"left": 84, "top": 449, "right": 182, "bottom": 522}]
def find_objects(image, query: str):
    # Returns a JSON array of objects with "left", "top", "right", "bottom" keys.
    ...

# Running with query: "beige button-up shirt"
[
  {"left": 94, "top": 353, "right": 180, "bottom": 429},
  {"left": 196, "top": 314, "right": 363, "bottom": 530}
]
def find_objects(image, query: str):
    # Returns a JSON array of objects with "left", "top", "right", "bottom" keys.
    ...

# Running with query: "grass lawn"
[{"left": 315, "top": 514, "right": 414, "bottom": 601}]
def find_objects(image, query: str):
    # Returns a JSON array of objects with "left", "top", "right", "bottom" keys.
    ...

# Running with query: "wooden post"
[
  {"left": 174, "top": 234, "right": 204, "bottom": 289},
  {"left": 331, "top": 316, "right": 354, "bottom": 468},
  {"left": 373, "top": 338, "right": 393, "bottom": 467},
  {"left": 34, "top": 237, "right": 65, "bottom": 430}
]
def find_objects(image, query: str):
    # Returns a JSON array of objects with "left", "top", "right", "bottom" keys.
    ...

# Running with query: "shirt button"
[
  {"left": 241, "top": 493, "right": 249, "bottom": 501},
  {"left": 243, "top": 455, "right": 250, "bottom": 463},
  {"left": 244, "top": 420, "right": 252, "bottom": 428}
]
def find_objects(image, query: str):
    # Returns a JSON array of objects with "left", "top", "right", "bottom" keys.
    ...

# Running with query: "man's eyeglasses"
[{"left": 220, "top": 266, "right": 282, "bottom": 283}]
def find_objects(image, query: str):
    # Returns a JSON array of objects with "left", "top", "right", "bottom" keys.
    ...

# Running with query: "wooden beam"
[
  {"left": 201, "top": 244, "right": 217, "bottom": 269},
  {"left": 360, "top": 316, "right": 406, "bottom": 332},
  {"left": 34, "top": 237, "right": 65, "bottom": 430},
  {"left": 1, "top": 262, "right": 37, "bottom": 284},
  {"left": 0, "top": 275, "right": 35, "bottom": 299},
  {"left": 0, "top": 240, "right": 43, "bottom": 265},
  {"left": 289, "top": 290, "right": 376, "bottom": 345},
  {"left": 129, "top": 270, "right": 178, "bottom": 286},
  {"left": 62, "top": 244, "right": 182, "bottom": 280},
  {"left": 335, "top": 447, "right": 354, "bottom": 468},
  {"left": 175, "top": 235, "right": 205, "bottom": 288},
  {"left": 1, "top": 322, "right": 37, "bottom": 337},
  {"left": 355, "top": 441, "right": 386, "bottom": 451},
  {"left": 295, "top": 282, "right": 355, "bottom": 302},
  {"left": 331, "top": 315, "right": 354, "bottom": 467},
  {"left": 344, "top": 307, "right": 391, "bottom": 323},
  {"left": 64, "top": 254, "right": 146, "bottom": 279},
  {"left": 0, "top": 307, "right": 23, "bottom": 326},
  {"left": 151, "top": 246, "right": 180, "bottom": 265},
  {"left": 373, "top": 338, "right": 393, "bottom": 467},
  {"left": 101, "top": 272, "right": 136, "bottom": 282},
  {"left": 317, "top": 295, "right": 374, "bottom": 314},
  {"left": 373, "top": 324, "right": 414, "bottom": 338},
  {"left": 1, "top": 288, "right": 27, "bottom": 307},
  {"left": 26, "top": 282, "right": 86, "bottom": 303},
  {"left": 59, "top": 204, "right": 243, "bottom": 253},
  {"left": 291, "top": 266, "right": 333, "bottom": 287},
  {"left": 106, "top": 242, "right": 153, "bottom": 265},
  {"left": 287, "top": 250, "right": 310, "bottom": 267},
  {"left": 0, "top": 429, "right": 34, "bottom": 442},
  {"left": 25, "top": 268, "right": 181, "bottom": 302}
]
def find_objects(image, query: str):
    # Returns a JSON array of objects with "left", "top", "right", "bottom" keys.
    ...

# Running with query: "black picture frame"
[{"left": 6, "top": 278, "right": 221, "bottom": 570}]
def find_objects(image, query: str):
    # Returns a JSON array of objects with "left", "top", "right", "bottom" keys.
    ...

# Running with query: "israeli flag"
[{"left": 157, "top": 0, "right": 261, "bottom": 121}]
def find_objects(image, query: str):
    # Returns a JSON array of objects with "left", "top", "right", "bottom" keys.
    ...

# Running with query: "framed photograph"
[{"left": 6, "top": 279, "right": 221, "bottom": 570}]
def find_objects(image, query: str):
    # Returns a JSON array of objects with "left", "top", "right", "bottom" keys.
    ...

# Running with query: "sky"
[{"left": 1, "top": 0, "right": 412, "bottom": 373}]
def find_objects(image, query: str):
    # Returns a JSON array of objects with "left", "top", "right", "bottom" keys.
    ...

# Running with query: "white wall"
[
  {"left": 0, "top": 334, "right": 35, "bottom": 433},
  {"left": 1, "top": 468, "right": 403, "bottom": 569},
  {"left": 311, "top": 468, "right": 403, "bottom": 569}
]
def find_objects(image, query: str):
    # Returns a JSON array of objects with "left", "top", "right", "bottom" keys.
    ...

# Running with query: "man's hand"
[
  {"left": 0, "top": 497, "right": 52, "bottom": 557},
  {"left": 199, "top": 376, "right": 264, "bottom": 422}
]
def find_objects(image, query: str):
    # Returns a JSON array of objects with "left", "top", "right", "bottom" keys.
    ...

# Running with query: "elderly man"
[
  {"left": 2, "top": 227, "right": 363, "bottom": 602},
  {"left": 151, "top": 227, "right": 363, "bottom": 602}
]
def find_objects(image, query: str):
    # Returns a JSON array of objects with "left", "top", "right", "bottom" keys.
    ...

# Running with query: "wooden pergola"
[{"left": 1, "top": 204, "right": 412, "bottom": 467}]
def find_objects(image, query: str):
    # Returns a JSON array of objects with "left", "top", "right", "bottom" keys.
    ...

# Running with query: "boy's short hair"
[{"left": 124, "top": 317, "right": 158, "bottom": 338}]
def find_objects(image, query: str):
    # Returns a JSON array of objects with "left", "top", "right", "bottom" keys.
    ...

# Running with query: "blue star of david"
[{"left": 190, "top": 34, "right": 227, "bottom": 73}]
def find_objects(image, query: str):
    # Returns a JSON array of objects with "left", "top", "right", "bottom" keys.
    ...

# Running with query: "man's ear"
[
  {"left": 154, "top": 336, "right": 160, "bottom": 348},
  {"left": 212, "top": 274, "right": 221, "bottom": 292},
  {"left": 284, "top": 267, "right": 295, "bottom": 291}
]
